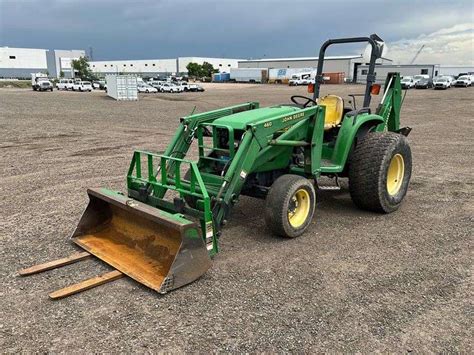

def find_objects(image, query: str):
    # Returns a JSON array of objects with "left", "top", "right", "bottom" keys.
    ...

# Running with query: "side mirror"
[
  {"left": 371, "top": 84, "right": 381, "bottom": 95},
  {"left": 307, "top": 83, "right": 315, "bottom": 93}
]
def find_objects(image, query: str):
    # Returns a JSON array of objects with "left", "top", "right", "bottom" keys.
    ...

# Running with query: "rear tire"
[
  {"left": 265, "top": 174, "right": 316, "bottom": 238},
  {"left": 349, "top": 132, "right": 412, "bottom": 213}
]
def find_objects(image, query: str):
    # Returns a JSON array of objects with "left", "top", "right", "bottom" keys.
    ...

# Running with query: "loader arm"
[
  {"left": 375, "top": 72, "right": 403, "bottom": 132},
  {"left": 154, "top": 102, "right": 260, "bottom": 198}
]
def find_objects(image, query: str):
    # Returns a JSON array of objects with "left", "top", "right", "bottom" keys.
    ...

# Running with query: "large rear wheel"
[
  {"left": 265, "top": 175, "right": 316, "bottom": 238},
  {"left": 349, "top": 132, "right": 412, "bottom": 213}
]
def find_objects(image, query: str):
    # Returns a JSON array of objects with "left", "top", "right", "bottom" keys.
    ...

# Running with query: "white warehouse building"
[
  {"left": 356, "top": 64, "right": 474, "bottom": 83},
  {"left": 238, "top": 55, "right": 392, "bottom": 82},
  {"left": 0, "top": 47, "right": 85, "bottom": 78},
  {"left": 89, "top": 57, "right": 242, "bottom": 77},
  {"left": 0, "top": 47, "right": 47, "bottom": 78}
]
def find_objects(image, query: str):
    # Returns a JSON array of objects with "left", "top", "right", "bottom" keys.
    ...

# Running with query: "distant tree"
[
  {"left": 201, "top": 61, "right": 218, "bottom": 77},
  {"left": 59, "top": 70, "right": 65, "bottom": 78},
  {"left": 186, "top": 62, "right": 203, "bottom": 77},
  {"left": 186, "top": 62, "right": 218, "bottom": 79},
  {"left": 72, "top": 56, "right": 94, "bottom": 80}
]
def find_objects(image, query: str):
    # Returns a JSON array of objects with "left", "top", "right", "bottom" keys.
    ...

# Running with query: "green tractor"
[{"left": 21, "top": 34, "right": 412, "bottom": 298}]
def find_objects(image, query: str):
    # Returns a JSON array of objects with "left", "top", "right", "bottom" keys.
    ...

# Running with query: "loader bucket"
[{"left": 70, "top": 188, "right": 212, "bottom": 294}]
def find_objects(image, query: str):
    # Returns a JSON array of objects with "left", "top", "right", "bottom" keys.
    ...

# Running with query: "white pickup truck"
[
  {"left": 56, "top": 79, "right": 74, "bottom": 90},
  {"left": 159, "top": 82, "right": 183, "bottom": 93},
  {"left": 72, "top": 81, "right": 93, "bottom": 91},
  {"left": 31, "top": 73, "right": 53, "bottom": 91},
  {"left": 454, "top": 75, "right": 472, "bottom": 87},
  {"left": 289, "top": 73, "right": 312, "bottom": 86}
]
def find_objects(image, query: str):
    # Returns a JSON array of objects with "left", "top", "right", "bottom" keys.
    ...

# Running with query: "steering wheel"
[{"left": 290, "top": 95, "right": 317, "bottom": 108}]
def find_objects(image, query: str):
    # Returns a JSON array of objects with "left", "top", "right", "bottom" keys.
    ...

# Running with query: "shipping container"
[
  {"left": 106, "top": 74, "right": 138, "bottom": 101},
  {"left": 221, "top": 73, "right": 230, "bottom": 81},
  {"left": 323, "top": 72, "right": 345, "bottom": 84},
  {"left": 230, "top": 68, "right": 267, "bottom": 83},
  {"left": 212, "top": 73, "right": 230, "bottom": 82}
]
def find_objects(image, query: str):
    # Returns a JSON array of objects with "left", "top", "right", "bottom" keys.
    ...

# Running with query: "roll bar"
[{"left": 312, "top": 34, "right": 384, "bottom": 108}]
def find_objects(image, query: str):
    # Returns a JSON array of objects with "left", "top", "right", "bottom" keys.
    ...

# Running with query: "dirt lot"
[{"left": 1, "top": 83, "right": 472, "bottom": 352}]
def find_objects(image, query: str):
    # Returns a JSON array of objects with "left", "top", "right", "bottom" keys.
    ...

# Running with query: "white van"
[
  {"left": 289, "top": 72, "right": 313, "bottom": 86},
  {"left": 56, "top": 79, "right": 74, "bottom": 90},
  {"left": 413, "top": 74, "right": 430, "bottom": 84}
]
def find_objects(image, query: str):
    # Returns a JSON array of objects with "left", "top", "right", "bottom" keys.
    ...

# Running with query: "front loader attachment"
[{"left": 71, "top": 188, "right": 211, "bottom": 294}]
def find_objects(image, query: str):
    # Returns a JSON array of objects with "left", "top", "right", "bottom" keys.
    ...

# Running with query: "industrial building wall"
[
  {"left": 239, "top": 59, "right": 320, "bottom": 69},
  {"left": 239, "top": 57, "right": 392, "bottom": 82},
  {"left": 50, "top": 49, "right": 86, "bottom": 78},
  {"left": 90, "top": 59, "right": 178, "bottom": 76},
  {"left": 240, "top": 59, "right": 355, "bottom": 80},
  {"left": 90, "top": 57, "right": 241, "bottom": 76},
  {"left": 177, "top": 57, "right": 241, "bottom": 73},
  {"left": 438, "top": 66, "right": 474, "bottom": 76},
  {"left": 356, "top": 64, "right": 440, "bottom": 83},
  {"left": 0, "top": 47, "right": 48, "bottom": 78}
]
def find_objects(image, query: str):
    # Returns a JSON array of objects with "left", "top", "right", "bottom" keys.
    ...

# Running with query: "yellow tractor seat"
[{"left": 318, "top": 95, "right": 344, "bottom": 130}]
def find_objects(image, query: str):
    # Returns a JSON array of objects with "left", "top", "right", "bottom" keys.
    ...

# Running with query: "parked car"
[
  {"left": 65, "top": 80, "right": 75, "bottom": 90},
  {"left": 194, "top": 84, "right": 205, "bottom": 92},
  {"left": 56, "top": 79, "right": 74, "bottom": 90},
  {"left": 92, "top": 80, "right": 106, "bottom": 90},
  {"left": 433, "top": 77, "right": 450, "bottom": 90},
  {"left": 413, "top": 74, "right": 430, "bottom": 84},
  {"left": 176, "top": 81, "right": 192, "bottom": 91},
  {"left": 159, "top": 82, "right": 183, "bottom": 93},
  {"left": 415, "top": 78, "right": 433, "bottom": 89},
  {"left": 454, "top": 75, "right": 472, "bottom": 87},
  {"left": 72, "top": 81, "right": 93, "bottom": 92},
  {"left": 400, "top": 76, "right": 415, "bottom": 89},
  {"left": 137, "top": 83, "right": 158, "bottom": 93},
  {"left": 443, "top": 76, "right": 455, "bottom": 86},
  {"left": 150, "top": 81, "right": 165, "bottom": 90}
]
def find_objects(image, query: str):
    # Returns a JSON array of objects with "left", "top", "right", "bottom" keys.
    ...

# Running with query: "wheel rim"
[
  {"left": 288, "top": 189, "right": 310, "bottom": 228},
  {"left": 387, "top": 153, "right": 405, "bottom": 196}
]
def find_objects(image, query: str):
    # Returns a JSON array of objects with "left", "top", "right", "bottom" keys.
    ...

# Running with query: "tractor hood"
[{"left": 213, "top": 105, "right": 301, "bottom": 130}]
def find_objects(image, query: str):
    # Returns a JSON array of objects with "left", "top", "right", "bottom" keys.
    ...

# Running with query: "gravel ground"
[{"left": 1, "top": 84, "right": 473, "bottom": 352}]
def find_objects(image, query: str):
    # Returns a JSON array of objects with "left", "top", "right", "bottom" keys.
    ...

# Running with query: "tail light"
[{"left": 371, "top": 84, "right": 381, "bottom": 95}]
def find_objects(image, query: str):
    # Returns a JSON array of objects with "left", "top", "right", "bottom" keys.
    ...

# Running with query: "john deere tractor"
[{"left": 21, "top": 34, "right": 412, "bottom": 298}]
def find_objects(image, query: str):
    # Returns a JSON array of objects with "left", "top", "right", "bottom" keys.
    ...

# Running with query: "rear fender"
[{"left": 331, "top": 114, "right": 384, "bottom": 168}]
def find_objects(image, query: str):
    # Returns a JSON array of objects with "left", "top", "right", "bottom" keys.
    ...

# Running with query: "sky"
[{"left": 0, "top": 0, "right": 473, "bottom": 65}]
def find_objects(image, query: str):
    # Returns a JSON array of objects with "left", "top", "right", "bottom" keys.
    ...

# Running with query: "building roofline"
[
  {"left": 1, "top": 46, "right": 47, "bottom": 51},
  {"left": 90, "top": 58, "right": 177, "bottom": 64},
  {"left": 178, "top": 56, "right": 244, "bottom": 60},
  {"left": 239, "top": 55, "right": 364, "bottom": 63},
  {"left": 358, "top": 63, "right": 439, "bottom": 67},
  {"left": 239, "top": 55, "right": 392, "bottom": 63},
  {"left": 90, "top": 57, "right": 243, "bottom": 64}
]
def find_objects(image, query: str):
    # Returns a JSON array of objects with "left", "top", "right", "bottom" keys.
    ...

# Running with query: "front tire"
[
  {"left": 265, "top": 175, "right": 316, "bottom": 238},
  {"left": 349, "top": 132, "right": 412, "bottom": 213}
]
